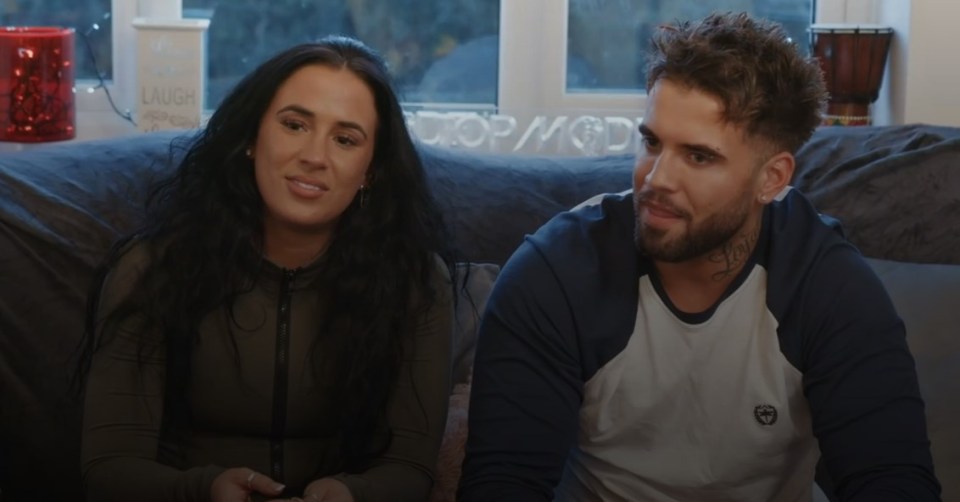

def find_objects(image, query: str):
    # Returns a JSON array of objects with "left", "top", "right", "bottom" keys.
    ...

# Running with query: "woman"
[{"left": 80, "top": 36, "right": 456, "bottom": 502}]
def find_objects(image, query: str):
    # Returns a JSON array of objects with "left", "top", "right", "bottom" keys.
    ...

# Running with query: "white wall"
[
  {"left": 872, "top": 0, "right": 909, "bottom": 126},
  {"left": 898, "top": 0, "right": 960, "bottom": 126}
]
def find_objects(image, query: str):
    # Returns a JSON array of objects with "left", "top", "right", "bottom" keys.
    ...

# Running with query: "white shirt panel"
[{"left": 555, "top": 267, "right": 819, "bottom": 501}]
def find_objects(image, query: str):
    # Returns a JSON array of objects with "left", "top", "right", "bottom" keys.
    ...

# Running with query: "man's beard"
[{"left": 633, "top": 188, "right": 753, "bottom": 263}]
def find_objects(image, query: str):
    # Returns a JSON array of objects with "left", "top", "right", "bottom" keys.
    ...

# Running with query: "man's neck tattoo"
[{"left": 708, "top": 223, "right": 761, "bottom": 282}]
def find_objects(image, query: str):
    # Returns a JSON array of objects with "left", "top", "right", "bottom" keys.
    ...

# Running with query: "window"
[
  {"left": 480, "top": 0, "right": 816, "bottom": 154},
  {"left": 9, "top": 0, "right": 825, "bottom": 151},
  {"left": 567, "top": 0, "right": 814, "bottom": 94},
  {"left": 0, "top": 0, "right": 112, "bottom": 80},
  {"left": 182, "top": 0, "right": 500, "bottom": 109},
  {"left": 501, "top": 0, "right": 814, "bottom": 118}
]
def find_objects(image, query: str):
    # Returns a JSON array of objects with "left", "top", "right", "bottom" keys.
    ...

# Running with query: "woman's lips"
[
  {"left": 292, "top": 179, "right": 322, "bottom": 191},
  {"left": 286, "top": 176, "right": 329, "bottom": 198}
]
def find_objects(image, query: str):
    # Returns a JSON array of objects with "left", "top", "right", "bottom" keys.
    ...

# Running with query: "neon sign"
[{"left": 405, "top": 111, "right": 643, "bottom": 156}]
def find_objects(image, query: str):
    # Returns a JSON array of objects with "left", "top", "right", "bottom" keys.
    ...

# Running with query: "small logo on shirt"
[{"left": 754, "top": 404, "right": 778, "bottom": 426}]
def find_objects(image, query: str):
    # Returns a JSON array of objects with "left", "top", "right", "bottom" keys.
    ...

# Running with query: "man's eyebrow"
[
  {"left": 638, "top": 123, "right": 657, "bottom": 139},
  {"left": 276, "top": 104, "right": 369, "bottom": 139},
  {"left": 639, "top": 123, "right": 725, "bottom": 160},
  {"left": 683, "top": 143, "right": 725, "bottom": 160}
]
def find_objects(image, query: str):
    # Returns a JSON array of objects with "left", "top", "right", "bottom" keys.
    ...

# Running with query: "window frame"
[
  {"left": 78, "top": 0, "right": 854, "bottom": 119},
  {"left": 498, "top": 0, "right": 645, "bottom": 120}
]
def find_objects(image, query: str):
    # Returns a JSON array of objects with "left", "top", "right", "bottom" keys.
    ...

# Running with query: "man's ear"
[{"left": 757, "top": 152, "right": 795, "bottom": 203}]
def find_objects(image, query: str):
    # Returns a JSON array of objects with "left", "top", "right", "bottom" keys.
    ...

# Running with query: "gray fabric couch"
[{"left": 0, "top": 124, "right": 958, "bottom": 501}]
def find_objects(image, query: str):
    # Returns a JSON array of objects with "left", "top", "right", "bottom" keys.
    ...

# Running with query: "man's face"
[{"left": 633, "top": 79, "right": 764, "bottom": 263}]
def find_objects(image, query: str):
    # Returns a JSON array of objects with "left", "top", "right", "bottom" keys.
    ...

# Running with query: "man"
[{"left": 458, "top": 12, "right": 941, "bottom": 502}]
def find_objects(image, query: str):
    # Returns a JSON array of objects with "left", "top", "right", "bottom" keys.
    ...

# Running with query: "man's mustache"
[{"left": 634, "top": 190, "right": 690, "bottom": 219}]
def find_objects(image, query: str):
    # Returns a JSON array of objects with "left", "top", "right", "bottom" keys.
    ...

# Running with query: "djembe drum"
[{"left": 810, "top": 24, "right": 893, "bottom": 126}]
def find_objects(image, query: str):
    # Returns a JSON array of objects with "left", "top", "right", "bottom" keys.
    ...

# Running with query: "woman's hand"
[
  {"left": 266, "top": 477, "right": 354, "bottom": 502},
  {"left": 303, "top": 478, "right": 354, "bottom": 502},
  {"left": 211, "top": 467, "right": 285, "bottom": 502}
]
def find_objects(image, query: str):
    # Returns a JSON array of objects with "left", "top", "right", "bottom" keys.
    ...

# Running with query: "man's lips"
[
  {"left": 635, "top": 192, "right": 688, "bottom": 230},
  {"left": 642, "top": 201, "right": 682, "bottom": 218}
]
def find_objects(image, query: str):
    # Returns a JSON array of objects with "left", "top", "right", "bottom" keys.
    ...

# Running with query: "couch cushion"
[
  {"left": 794, "top": 125, "right": 960, "bottom": 265},
  {"left": 865, "top": 258, "right": 960, "bottom": 500},
  {"left": 420, "top": 143, "right": 634, "bottom": 266},
  {"left": 0, "top": 131, "right": 188, "bottom": 499}
]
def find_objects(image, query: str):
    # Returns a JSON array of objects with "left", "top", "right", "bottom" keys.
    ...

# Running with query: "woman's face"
[{"left": 251, "top": 64, "right": 378, "bottom": 251}]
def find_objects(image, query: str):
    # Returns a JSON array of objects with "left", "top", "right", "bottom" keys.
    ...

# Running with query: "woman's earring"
[
  {"left": 245, "top": 148, "right": 253, "bottom": 158},
  {"left": 359, "top": 185, "right": 367, "bottom": 208}
]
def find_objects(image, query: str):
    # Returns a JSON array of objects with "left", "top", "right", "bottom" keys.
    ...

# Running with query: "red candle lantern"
[{"left": 0, "top": 27, "right": 76, "bottom": 142}]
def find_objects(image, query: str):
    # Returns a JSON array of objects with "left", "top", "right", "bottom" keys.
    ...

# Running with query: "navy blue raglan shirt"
[{"left": 459, "top": 189, "right": 940, "bottom": 501}]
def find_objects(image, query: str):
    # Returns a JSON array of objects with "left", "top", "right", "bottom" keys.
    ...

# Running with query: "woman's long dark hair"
[{"left": 81, "top": 36, "right": 457, "bottom": 471}]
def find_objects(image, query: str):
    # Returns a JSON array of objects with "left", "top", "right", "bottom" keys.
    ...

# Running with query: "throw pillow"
[
  {"left": 452, "top": 262, "right": 500, "bottom": 385},
  {"left": 430, "top": 381, "right": 472, "bottom": 502},
  {"left": 431, "top": 262, "right": 498, "bottom": 502}
]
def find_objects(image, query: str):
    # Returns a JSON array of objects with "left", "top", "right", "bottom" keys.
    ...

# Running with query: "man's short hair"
[{"left": 646, "top": 11, "right": 828, "bottom": 154}]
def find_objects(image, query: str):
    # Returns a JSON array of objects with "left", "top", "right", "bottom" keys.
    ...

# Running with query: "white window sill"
[{"left": 0, "top": 110, "right": 142, "bottom": 153}]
